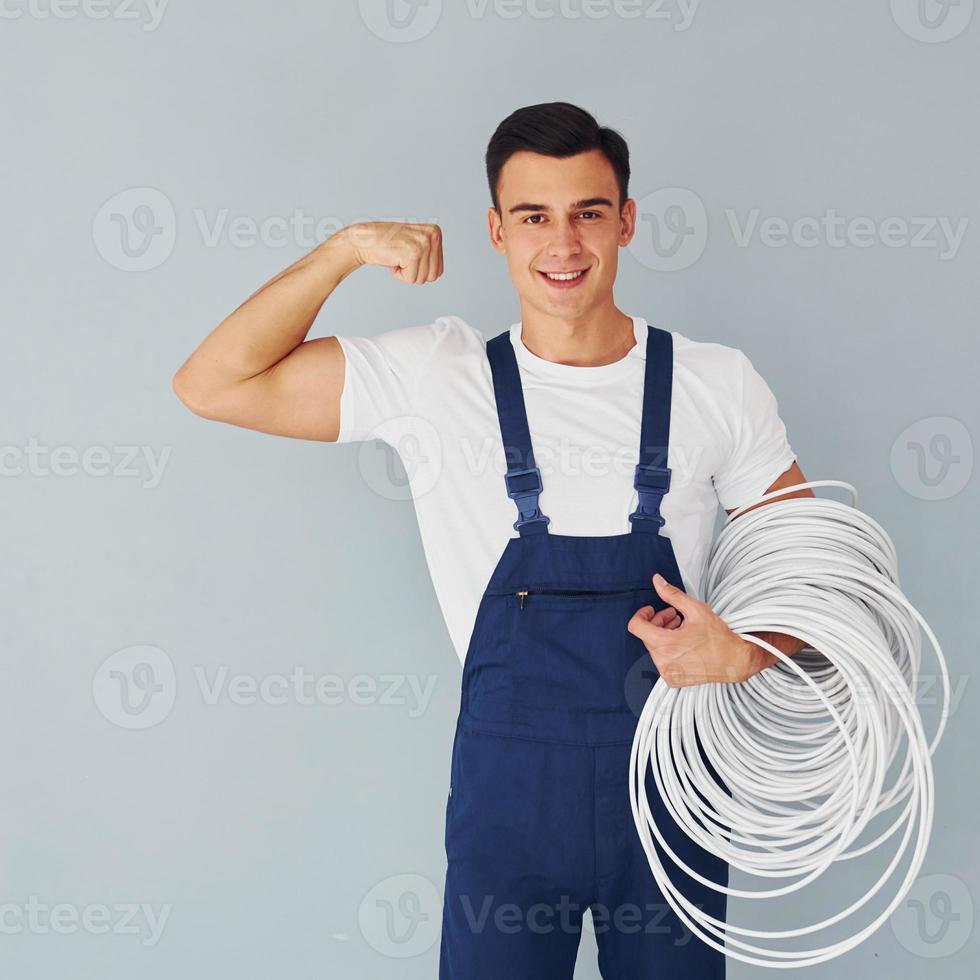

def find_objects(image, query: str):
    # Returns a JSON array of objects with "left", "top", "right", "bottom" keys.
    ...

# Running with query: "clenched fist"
[{"left": 342, "top": 221, "right": 444, "bottom": 285}]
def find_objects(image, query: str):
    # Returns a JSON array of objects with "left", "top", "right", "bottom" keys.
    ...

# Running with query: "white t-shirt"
[{"left": 335, "top": 315, "right": 797, "bottom": 666}]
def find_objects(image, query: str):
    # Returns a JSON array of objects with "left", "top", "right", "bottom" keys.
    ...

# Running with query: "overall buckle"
[
  {"left": 505, "top": 467, "right": 550, "bottom": 532},
  {"left": 629, "top": 463, "right": 671, "bottom": 528}
]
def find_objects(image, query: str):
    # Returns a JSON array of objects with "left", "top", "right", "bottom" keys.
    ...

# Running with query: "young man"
[{"left": 174, "top": 102, "right": 811, "bottom": 978}]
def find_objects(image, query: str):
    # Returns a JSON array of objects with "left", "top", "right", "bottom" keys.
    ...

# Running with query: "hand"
[
  {"left": 626, "top": 573, "right": 771, "bottom": 688},
  {"left": 341, "top": 221, "right": 444, "bottom": 285}
]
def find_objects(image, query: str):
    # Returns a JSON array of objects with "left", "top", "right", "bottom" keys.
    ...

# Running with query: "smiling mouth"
[{"left": 537, "top": 266, "right": 591, "bottom": 288}]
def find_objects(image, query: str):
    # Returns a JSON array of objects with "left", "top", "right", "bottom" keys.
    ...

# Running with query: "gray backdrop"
[{"left": 1, "top": 1, "right": 977, "bottom": 977}]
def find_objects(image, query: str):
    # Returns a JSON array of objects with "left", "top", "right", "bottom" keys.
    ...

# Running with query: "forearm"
[{"left": 174, "top": 230, "right": 362, "bottom": 399}]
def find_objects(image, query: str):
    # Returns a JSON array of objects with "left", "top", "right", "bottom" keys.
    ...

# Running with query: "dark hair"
[{"left": 485, "top": 102, "right": 630, "bottom": 212}]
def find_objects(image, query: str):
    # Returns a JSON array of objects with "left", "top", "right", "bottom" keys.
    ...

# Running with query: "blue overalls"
[{"left": 438, "top": 324, "right": 729, "bottom": 979}]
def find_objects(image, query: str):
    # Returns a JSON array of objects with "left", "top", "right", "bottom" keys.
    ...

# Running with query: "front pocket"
[
  {"left": 503, "top": 588, "right": 659, "bottom": 712},
  {"left": 463, "top": 586, "right": 672, "bottom": 726}
]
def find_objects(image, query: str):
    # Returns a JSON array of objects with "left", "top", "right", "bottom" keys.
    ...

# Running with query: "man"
[{"left": 174, "top": 102, "right": 811, "bottom": 978}]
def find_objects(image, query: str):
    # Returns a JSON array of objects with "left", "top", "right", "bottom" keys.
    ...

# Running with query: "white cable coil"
[{"left": 629, "top": 481, "right": 949, "bottom": 969}]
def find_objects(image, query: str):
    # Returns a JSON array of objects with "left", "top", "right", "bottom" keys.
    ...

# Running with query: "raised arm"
[{"left": 171, "top": 222, "right": 444, "bottom": 441}]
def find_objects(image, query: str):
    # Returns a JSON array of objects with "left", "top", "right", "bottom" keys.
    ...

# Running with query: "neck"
[{"left": 517, "top": 305, "right": 636, "bottom": 367}]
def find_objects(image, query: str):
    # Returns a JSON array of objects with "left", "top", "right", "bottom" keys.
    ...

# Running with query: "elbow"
[{"left": 172, "top": 365, "right": 220, "bottom": 420}]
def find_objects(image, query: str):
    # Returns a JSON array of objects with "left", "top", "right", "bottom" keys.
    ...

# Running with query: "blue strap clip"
[
  {"left": 504, "top": 466, "right": 550, "bottom": 532},
  {"left": 629, "top": 463, "right": 671, "bottom": 528}
]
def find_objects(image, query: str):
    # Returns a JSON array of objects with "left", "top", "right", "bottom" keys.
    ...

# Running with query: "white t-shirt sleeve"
[
  {"left": 711, "top": 349, "right": 797, "bottom": 511},
  {"left": 333, "top": 321, "right": 442, "bottom": 445}
]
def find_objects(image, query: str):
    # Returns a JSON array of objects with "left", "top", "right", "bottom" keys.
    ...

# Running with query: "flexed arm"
[{"left": 171, "top": 222, "right": 444, "bottom": 440}]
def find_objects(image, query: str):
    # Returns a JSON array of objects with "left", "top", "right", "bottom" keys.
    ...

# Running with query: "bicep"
[
  {"left": 202, "top": 321, "right": 439, "bottom": 444},
  {"left": 192, "top": 336, "right": 347, "bottom": 442}
]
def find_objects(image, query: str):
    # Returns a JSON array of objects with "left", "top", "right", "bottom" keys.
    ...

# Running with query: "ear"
[
  {"left": 487, "top": 207, "right": 505, "bottom": 254},
  {"left": 619, "top": 197, "right": 637, "bottom": 248}
]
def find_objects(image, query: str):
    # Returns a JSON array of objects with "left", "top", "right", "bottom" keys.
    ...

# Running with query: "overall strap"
[
  {"left": 486, "top": 331, "right": 550, "bottom": 536},
  {"left": 629, "top": 326, "right": 674, "bottom": 533}
]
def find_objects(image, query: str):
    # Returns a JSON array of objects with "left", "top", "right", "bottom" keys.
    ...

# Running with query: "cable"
[{"left": 629, "top": 481, "right": 949, "bottom": 968}]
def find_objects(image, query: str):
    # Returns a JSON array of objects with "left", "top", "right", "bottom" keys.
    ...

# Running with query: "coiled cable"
[{"left": 629, "top": 481, "right": 949, "bottom": 968}]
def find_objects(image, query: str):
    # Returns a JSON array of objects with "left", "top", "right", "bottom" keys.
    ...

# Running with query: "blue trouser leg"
[
  {"left": 592, "top": 741, "right": 729, "bottom": 978},
  {"left": 438, "top": 728, "right": 729, "bottom": 978},
  {"left": 439, "top": 728, "right": 593, "bottom": 979}
]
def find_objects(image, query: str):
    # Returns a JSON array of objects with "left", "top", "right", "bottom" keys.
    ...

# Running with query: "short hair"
[{"left": 485, "top": 102, "right": 630, "bottom": 212}]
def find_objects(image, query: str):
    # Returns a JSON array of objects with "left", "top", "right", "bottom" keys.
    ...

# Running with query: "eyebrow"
[{"left": 506, "top": 197, "right": 615, "bottom": 215}]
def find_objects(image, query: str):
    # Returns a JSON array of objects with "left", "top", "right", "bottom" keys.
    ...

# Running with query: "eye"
[
  {"left": 523, "top": 214, "right": 545, "bottom": 225},
  {"left": 578, "top": 211, "right": 601, "bottom": 220}
]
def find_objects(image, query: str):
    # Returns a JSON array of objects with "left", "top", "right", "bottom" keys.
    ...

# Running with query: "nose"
[{"left": 546, "top": 218, "right": 582, "bottom": 260}]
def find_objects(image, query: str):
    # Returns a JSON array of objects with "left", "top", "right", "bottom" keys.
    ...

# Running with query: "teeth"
[{"left": 544, "top": 270, "right": 584, "bottom": 281}]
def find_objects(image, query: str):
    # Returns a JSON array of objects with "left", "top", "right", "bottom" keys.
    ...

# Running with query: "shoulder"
[
  {"left": 667, "top": 328, "right": 787, "bottom": 435},
  {"left": 391, "top": 314, "right": 485, "bottom": 356},
  {"left": 668, "top": 329, "right": 749, "bottom": 397},
  {"left": 428, "top": 314, "right": 488, "bottom": 354},
  {"left": 344, "top": 314, "right": 480, "bottom": 350},
  {"left": 337, "top": 314, "right": 485, "bottom": 372}
]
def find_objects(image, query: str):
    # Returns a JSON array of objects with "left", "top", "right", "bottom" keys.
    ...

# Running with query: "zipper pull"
[{"left": 517, "top": 590, "right": 528, "bottom": 610}]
